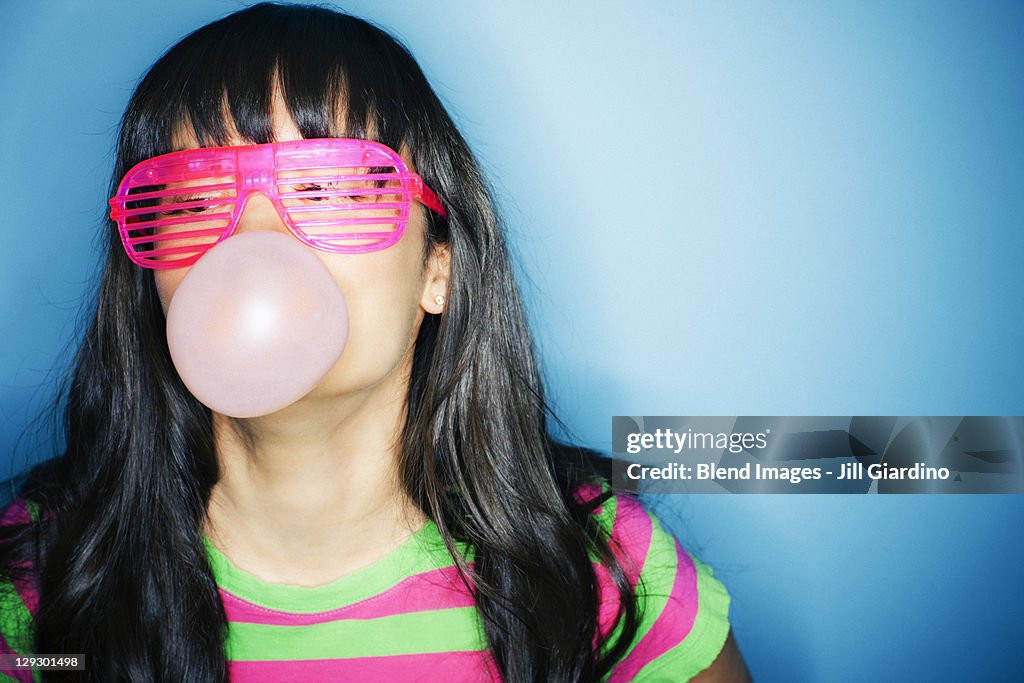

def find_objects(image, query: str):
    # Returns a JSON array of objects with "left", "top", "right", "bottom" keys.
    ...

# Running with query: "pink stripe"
[
  {"left": 221, "top": 565, "right": 475, "bottom": 625},
  {"left": 0, "top": 634, "right": 35, "bottom": 683},
  {"left": 1, "top": 500, "right": 40, "bottom": 616},
  {"left": 595, "top": 494, "right": 654, "bottom": 643},
  {"left": 0, "top": 499, "right": 30, "bottom": 528},
  {"left": 607, "top": 543, "right": 699, "bottom": 682},
  {"left": 572, "top": 481, "right": 603, "bottom": 506},
  {"left": 9, "top": 565, "right": 39, "bottom": 616},
  {"left": 575, "top": 485, "right": 656, "bottom": 587},
  {"left": 227, "top": 650, "right": 500, "bottom": 682},
  {"left": 609, "top": 495, "right": 654, "bottom": 585}
]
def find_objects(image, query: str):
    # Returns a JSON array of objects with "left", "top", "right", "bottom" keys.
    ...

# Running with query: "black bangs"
[{"left": 117, "top": 2, "right": 425, "bottom": 173}]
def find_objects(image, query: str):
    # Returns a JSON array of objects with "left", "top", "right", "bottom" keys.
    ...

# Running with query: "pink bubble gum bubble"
[{"left": 166, "top": 231, "right": 349, "bottom": 418}]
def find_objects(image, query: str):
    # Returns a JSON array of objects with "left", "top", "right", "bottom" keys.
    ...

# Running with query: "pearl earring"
[{"left": 434, "top": 294, "right": 446, "bottom": 306}]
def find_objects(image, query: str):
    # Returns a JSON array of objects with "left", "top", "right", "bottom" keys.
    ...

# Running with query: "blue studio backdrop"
[{"left": 2, "top": 1, "right": 1023, "bottom": 680}]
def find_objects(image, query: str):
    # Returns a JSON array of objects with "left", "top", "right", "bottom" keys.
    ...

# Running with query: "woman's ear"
[{"left": 420, "top": 243, "right": 451, "bottom": 314}]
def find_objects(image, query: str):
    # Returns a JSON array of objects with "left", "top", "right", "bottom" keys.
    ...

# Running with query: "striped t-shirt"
[{"left": 1, "top": 487, "right": 730, "bottom": 681}]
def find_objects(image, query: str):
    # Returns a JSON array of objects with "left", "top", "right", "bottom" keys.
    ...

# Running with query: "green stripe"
[
  {"left": 0, "top": 579, "right": 34, "bottom": 656},
  {"left": 0, "top": 670, "right": 42, "bottom": 683},
  {"left": 0, "top": 671, "right": 42, "bottom": 683},
  {"left": 23, "top": 501, "right": 39, "bottom": 526},
  {"left": 596, "top": 487, "right": 619, "bottom": 533},
  {"left": 225, "top": 606, "right": 486, "bottom": 661},
  {"left": 0, "top": 577, "right": 41, "bottom": 683},
  {"left": 586, "top": 482, "right": 619, "bottom": 564},
  {"left": 633, "top": 513, "right": 680, "bottom": 642},
  {"left": 633, "top": 553, "right": 731, "bottom": 681},
  {"left": 206, "top": 519, "right": 467, "bottom": 614}
]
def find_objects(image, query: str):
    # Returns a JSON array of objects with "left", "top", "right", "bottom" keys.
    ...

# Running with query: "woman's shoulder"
[
  {"left": 1, "top": 495, "right": 42, "bottom": 675},
  {"left": 573, "top": 480, "right": 732, "bottom": 681}
]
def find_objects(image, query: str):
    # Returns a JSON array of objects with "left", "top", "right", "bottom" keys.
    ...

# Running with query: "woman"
[{"left": 1, "top": 3, "right": 747, "bottom": 680}]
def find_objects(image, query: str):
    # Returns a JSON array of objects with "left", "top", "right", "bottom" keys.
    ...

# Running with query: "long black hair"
[{"left": 1, "top": 4, "right": 639, "bottom": 681}]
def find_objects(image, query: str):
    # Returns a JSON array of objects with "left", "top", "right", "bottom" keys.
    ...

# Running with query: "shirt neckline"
[{"left": 203, "top": 518, "right": 464, "bottom": 614}]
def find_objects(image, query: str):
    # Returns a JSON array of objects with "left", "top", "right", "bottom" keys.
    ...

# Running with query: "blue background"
[{"left": 2, "top": 1, "right": 1022, "bottom": 680}]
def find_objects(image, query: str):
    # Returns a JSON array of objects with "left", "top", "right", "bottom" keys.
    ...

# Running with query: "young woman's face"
[{"left": 152, "top": 102, "right": 449, "bottom": 410}]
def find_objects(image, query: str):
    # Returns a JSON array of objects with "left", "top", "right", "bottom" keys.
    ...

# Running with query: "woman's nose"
[{"left": 233, "top": 193, "right": 291, "bottom": 238}]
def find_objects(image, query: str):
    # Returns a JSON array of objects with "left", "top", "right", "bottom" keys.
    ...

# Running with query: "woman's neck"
[{"left": 202, "top": 371, "right": 426, "bottom": 588}]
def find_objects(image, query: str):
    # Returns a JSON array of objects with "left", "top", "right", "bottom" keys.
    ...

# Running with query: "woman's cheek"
[
  {"left": 313, "top": 239, "right": 428, "bottom": 391},
  {"left": 314, "top": 289, "right": 421, "bottom": 393},
  {"left": 154, "top": 270, "right": 188, "bottom": 314}
]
